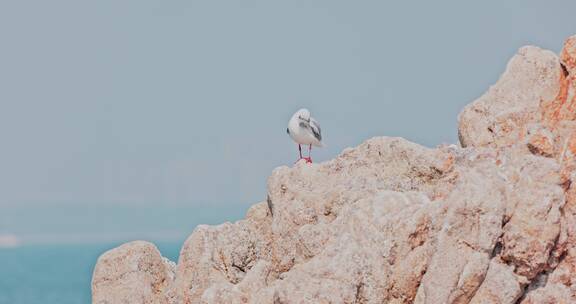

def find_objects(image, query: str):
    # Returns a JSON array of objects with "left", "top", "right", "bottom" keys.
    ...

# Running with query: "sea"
[{"left": 0, "top": 242, "right": 181, "bottom": 304}]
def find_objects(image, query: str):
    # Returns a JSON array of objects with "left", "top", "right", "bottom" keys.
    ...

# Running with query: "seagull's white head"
[{"left": 295, "top": 108, "right": 311, "bottom": 121}]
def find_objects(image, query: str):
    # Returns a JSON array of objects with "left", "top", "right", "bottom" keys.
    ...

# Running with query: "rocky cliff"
[{"left": 92, "top": 35, "right": 576, "bottom": 304}]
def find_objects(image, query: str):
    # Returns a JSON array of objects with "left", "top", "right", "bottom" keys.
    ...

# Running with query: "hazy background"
[{"left": 1, "top": 0, "right": 575, "bottom": 245}]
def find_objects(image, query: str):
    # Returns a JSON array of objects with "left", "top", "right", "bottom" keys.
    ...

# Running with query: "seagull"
[{"left": 287, "top": 108, "right": 324, "bottom": 163}]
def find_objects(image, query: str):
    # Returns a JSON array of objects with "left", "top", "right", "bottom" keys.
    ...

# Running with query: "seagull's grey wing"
[
  {"left": 298, "top": 118, "right": 322, "bottom": 141},
  {"left": 299, "top": 120, "right": 310, "bottom": 130},
  {"left": 309, "top": 118, "right": 322, "bottom": 141}
]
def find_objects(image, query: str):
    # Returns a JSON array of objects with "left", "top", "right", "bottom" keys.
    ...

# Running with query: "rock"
[
  {"left": 92, "top": 35, "right": 576, "bottom": 303},
  {"left": 520, "top": 283, "right": 573, "bottom": 304},
  {"left": 526, "top": 125, "right": 555, "bottom": 157},
  {"left": 458, "top": 46, "right": 561, "bottom": 149},
  {"left": 92, "top": 241, "right": 176, "bottom": 304},
  {"left": 469, "top": 259, "right": 523, "bottom": 304},
  {"left": 166, "top": 138, "right": 563, "bottom": 304},
  {"left": 175, "top": 207, "right": 273, "bottom": 304},
  {"left": 459, "top": 35, "right": 576, "bottom": 303}
]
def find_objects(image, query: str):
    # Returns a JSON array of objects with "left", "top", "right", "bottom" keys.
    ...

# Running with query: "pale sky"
[{"left": 1, "top": 1, "right": 575, "bottom": 242}]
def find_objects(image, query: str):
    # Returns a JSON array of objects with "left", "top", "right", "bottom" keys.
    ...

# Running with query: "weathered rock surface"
[
  {"left": 92, "top": 35, "right": 576, "bottom": 303},
  {"left": 92, "top": 241, "right": 176, "bottom": 304},
  {"left": 459, "top": 35, "right": 576, "bottom": 304}
]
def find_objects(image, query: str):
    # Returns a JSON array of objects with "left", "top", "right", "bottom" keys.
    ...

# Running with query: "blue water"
[{"left": 0, "top": 242, "right": 181, "bottom": 304}]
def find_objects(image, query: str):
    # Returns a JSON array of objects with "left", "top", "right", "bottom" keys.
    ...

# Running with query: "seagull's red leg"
[{"left": 305, "top": 144, "right": 313, "bottom": 163}]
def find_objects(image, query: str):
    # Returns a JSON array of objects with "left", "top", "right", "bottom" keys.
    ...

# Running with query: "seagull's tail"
[{"left": 314, "top": 141, "right": 326, "bottom": 148}]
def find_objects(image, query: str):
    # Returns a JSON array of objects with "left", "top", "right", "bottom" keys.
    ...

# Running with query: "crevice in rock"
[
  {"left": 547, "top": 225, "right": 568, "bottom": 268},
  {"left": 267, "top": 194, "right": 274, "bottom": 216},
  {"left": 502, "top": 217, "right": 510, "bottom": 228},
  {"left": 515, "top": 272, "right": 549, "bottom": 304},
  {"left": 353, "top": 282, "right": 366, "bottom": 304},
  {"left": 413, "top": 267, "right": 428, "bottom": 298},
  {"left": 514, "top": 285, "right": 529, "bottom": 304},
  {"left": 560, "top": 178, "right": 572, "bottom": 192},
  {"left": 466, "top": 271, "right": 488, "bottom": 303},
  {"left": 232, "top": 263, "right": 246, "bottom": 274},
  {"left": 555, "top": 247, "right": 568, "bottom": 267},
  {"left": 458, "top": 128, "right": 467, "bottom": 147},
  {"left": 527, "top": 142, "right": 554, "bottom": 157},
  {"left": 215, "top": 250, "right": 232, "bottom": 282},
  {"left": 490, "top": 240, "right": 503, "bottom": 259},
  {"left": 561, "top": 63, "right": 569, "bottom": 77}
]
